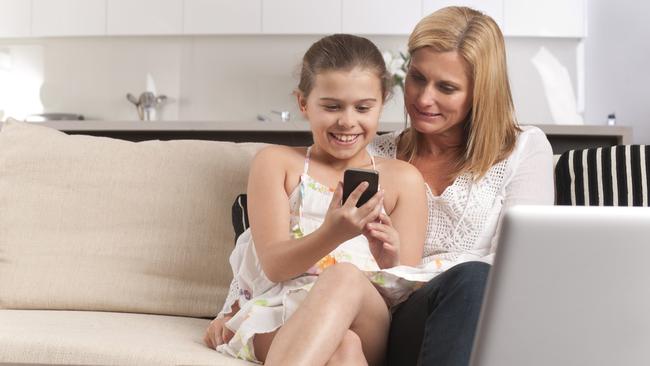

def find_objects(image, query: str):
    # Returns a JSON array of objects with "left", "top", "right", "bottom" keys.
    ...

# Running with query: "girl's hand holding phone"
[
  {"left": 321, "top": 181, "right": 384, "bottom": 244},
  {"left": 364, "top": 212, "right": 401, "bottom": 269}
]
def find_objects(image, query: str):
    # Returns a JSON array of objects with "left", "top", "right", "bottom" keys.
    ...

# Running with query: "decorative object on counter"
[
  {"left": 607, "top": 113, "right": 616, "bottom": 126},
  {"left": 382, "top": 50, "right": 409, "bottom": 92},
  {"left": 531, "top": 47, "right": 584, "bottom": 125},
  {"left": 257, "top": 110, "right": 291, "bottom": 123},
  {"left": 272, "top": 110, "right": 291, "bottom": 122},
  {"left": 126, "top": 91, "right": 167, "bottom": 121},
  {"left": 25, "top": 113, "right": 84, "bottom": 122},
  {"left": 256, "top": 114, "right": 271, "bottom": 123}
]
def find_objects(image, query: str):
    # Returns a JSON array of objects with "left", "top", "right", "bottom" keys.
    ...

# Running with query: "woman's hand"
[
  {"left": 364, "top": 213, "right": 401, "bottom": 269},
  {"left": 320, "top": 182, "right": 384, "bottom": 244},
  {"left": 204, "top": 315, "right": 235, "bottom": 349}
]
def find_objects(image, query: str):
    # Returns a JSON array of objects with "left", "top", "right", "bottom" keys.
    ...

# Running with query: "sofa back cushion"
[
  {"left": 0, "top": 121, "right": 265, "bottom": 317},
  {"left": 555, "top": 145, "right": 649, "bottom": 206}
]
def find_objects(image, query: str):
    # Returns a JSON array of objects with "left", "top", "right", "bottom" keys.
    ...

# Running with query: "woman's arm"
[
  {"left": 248, "top": 146, "right": 384, "bottom": 282},
  {"left": 480, "top": 128, "right": 555, "bottom": 263}
]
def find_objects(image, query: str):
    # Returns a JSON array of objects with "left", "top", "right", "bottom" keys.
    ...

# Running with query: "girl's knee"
[{"left": 320, "top": 262, "right": 366, "bottom": 285}]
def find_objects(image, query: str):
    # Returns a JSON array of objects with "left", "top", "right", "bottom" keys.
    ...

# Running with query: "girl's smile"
[{"left": 329, "top": 133, "right": 361, "bottom": 145}]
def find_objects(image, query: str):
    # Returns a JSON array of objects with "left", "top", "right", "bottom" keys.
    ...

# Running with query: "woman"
[
  {"left": 370, "top": 6, "right": 554, "bottom": 365},
  {"left": 206, "top": 6, "right": 554, "bottom": 366}
]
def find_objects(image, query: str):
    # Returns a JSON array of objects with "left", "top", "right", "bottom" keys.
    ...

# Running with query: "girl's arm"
[
  {"left": 365, "top": 161, "right": 428, "bottom": 267},
  {"left": 248, "top": 146, "right": 384, "bottom": 283}
]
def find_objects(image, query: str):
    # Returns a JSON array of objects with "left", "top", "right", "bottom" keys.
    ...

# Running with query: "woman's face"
[
  {"left": 404, "top": 48, "right": 473, "bottom": 138},
  {"left": 298, "top": 67, "right": 383, "bottom": 163}
]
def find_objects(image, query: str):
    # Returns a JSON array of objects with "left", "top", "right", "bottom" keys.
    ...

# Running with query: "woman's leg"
[
  {"left": 264, "top": 262, "right": 391, "bottom": 366},
  {"left": 387, "top": 261, "right": 490, "bottom": 366}
]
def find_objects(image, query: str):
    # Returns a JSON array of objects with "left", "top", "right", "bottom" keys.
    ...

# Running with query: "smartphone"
[{"left": 342, "top": 168, "right": 379, "bottom": 208}]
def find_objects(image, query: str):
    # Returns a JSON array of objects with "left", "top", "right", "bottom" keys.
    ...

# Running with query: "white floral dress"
[{"left": 217, "top": 147, "right": 427, "bottom": 363}]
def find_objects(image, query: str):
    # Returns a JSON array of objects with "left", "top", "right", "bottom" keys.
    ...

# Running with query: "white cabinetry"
[
  {"left": 421, "top": 0, "right": 503, "bottom": 28},
  {"left": 0, "top": 0, "right": 31, "bottom": 38},
  {"left": 32, "top": 0, "right": 106, "bottom": 37},
  {"left": 107, "top": 0, "right": 183, "bottom": 35},
  {"left": 184, "top": 0, "right": 261, "bottom": 34},
  {"left": 262, "top": 0, "right": 341, "bottom": 34},
  {"left": 342, "top": 0, "right": 421, "bottom": 35},
  {"left": 4, "top": 0, "right": 588, "bottom": 38},
  {"left": 504, "top": 0, "right": 586, "bottom": 37}
]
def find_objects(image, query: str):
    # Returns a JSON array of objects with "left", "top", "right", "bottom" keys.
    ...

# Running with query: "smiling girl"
[{"left": 207, "top": 34, "right": 428, "bottom": 365}]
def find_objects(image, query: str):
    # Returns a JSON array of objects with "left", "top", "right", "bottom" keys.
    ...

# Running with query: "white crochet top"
[{"left": 367, "top": 126, "right": 555, "bottom": 266}]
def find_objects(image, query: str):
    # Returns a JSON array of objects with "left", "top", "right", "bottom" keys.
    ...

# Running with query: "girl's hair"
[
  {"left": 399, "top": 6, "right": 520, "bottom": 179},
  {"left": 297, "top": 34, "right": 393, "bottom": 102}
]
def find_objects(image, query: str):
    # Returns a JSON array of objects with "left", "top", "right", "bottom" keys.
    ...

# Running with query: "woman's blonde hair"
[{"left": 399, "top": 6, "right": 520, "bottom": 179}]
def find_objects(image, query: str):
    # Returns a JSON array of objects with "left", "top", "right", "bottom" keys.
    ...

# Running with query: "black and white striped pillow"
[
  {"left": 555, "top": 145, "right": 649, "bottom": 206},
  {"left": 231, "top": 194, "right": 249, "bottom": 243}
]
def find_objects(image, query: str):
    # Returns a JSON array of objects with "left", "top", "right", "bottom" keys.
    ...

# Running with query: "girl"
[{"left": 206, "top": 34, "right": 428, "bottom": 365}]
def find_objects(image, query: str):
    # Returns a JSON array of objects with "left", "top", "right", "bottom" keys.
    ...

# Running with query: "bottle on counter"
[{"left": 607, "top": 113, "right": 616, "bottom": 126}]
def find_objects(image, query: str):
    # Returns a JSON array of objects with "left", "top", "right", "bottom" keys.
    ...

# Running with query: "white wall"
[
  {"left": 585, "top": 0, "right": 650, "bottom": 144},
  {"left": 0, "top": 35, "right": 579, "bottom": 127}
]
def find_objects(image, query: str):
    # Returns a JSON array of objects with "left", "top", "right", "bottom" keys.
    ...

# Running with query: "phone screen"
[{"left": 342, "top": 168, "right": 379, "bottom": 207}]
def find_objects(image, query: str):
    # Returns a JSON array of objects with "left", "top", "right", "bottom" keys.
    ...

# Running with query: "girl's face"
[
  {"left": 404, "top": 48, "right": 473, "bottom": 138},
  {"left": 298, "top": 67, "right": 383, "bottom": 163}
]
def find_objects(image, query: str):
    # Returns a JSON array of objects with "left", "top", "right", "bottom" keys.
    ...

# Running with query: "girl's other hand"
[
  {"left": 364, "top": 212, "right": 401, "bottom": 269},
  {"left": 204, "top": 316, "right": 234, "bottom": 350},
  {"left": 321, "top": 182, "right": 384, "bottom": 244}
]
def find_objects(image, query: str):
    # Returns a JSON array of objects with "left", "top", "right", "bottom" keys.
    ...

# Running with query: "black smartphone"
[{"left": 342, "top": 168, "right": 379, "bottom": 208}]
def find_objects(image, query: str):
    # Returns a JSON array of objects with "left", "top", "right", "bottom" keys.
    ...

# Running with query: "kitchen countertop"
[
  {"left": 31, "top": 120, "right": 633, "bottom": 143},
  {"left": 34, "top": 120, "right": 400, "bottom": 132}
]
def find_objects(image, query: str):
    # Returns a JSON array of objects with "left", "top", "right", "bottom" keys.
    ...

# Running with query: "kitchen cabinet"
[
  {"left": 0, "top": 0, "right": 31, "bottom": 38},
  {"left": 107, "top": 0, "right": 183, "bottom": 35},
  {"left": 503, "top": 0, "right": 586, "bottom": 37},
  {"left": 421, "top": 0, "right": 503, "bottom": 28},
  {"left": 3, "top": 0, "right": 587, "bottom": 38},
  {"left": 262, "top": 0, "right": 341, "bottom": 34},
  {"left": 342, "top": 0, "right": 421, "bottom": 35},
  {"left": 32, "top": 0, "right": 105, "bottom": 37},
  {"left": 184, "top": 0, "right": 261, "bottom": 34}
]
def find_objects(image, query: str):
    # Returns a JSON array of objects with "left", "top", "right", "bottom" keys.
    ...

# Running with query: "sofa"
[
  {"left": 2, "top": 119, "right": 647, "bottom": 365},
  {"left": 0, "top": 120, "right": 261, "bottom": 365}
]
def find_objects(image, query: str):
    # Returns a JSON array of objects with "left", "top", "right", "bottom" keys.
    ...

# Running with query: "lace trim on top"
[{"left": 367, "top": 131, "right": 508, "bottom": 263}]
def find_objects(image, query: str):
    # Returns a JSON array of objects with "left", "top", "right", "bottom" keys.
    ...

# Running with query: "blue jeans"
[{"left": 387, "top": 261, "right": 490, "bottom": 366}]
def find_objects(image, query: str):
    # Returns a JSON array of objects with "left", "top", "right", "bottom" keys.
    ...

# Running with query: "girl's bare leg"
[
  {"left": 325, "top": 329, "right": 369, "bottom": 366},
  {"left": 263, "top": 262, "right": 390, "bottom": 366}
]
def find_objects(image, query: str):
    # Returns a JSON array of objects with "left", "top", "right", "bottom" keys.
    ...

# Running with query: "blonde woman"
[
  {"left": 370, "top": 6, "right": 554, "bottom": 365},
  {"left": 207, "top": 6, "right": 554, "bottom": 366}
]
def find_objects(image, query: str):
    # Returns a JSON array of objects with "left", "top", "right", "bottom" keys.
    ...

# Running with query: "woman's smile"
[{"left": 413, "top": 105, "right": 443, "bottom": 120}]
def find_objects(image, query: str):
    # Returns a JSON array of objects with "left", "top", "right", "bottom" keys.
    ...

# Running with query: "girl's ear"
[{"left": 295, "top": 92, "right": 308, "bottom": 115}]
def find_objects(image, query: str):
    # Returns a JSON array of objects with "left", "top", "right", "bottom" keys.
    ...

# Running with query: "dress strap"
[
  {"left": 303, "top": 146, "right": 312, "bottom": 176},
  {"left": 369, "top": 151, "right": 377, "bottom": 170}
]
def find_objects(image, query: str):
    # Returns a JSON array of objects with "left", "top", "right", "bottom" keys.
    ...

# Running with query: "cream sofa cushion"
[
  {"left": 0, "top": 121, "right": 264, "bottom": 317},
  {"left": 0, "top": 310, "right": 253, "bottom": 365}
]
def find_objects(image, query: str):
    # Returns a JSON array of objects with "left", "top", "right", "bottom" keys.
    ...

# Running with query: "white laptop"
[{"left": 470, "top": 205, "right": 650, "bottom": 366}]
